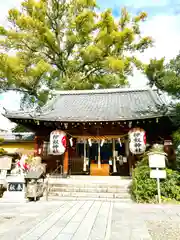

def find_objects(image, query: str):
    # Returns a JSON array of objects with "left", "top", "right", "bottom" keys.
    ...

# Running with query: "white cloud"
[
  {"left": 0, "top": 114, "right": 16, "bottom": 130},
  {"left": 139, "top": 14, "right": 180, "bottom": 63},
  {"left": 0, "top": 91, "right": 20, "bottom": 110},
  {"left": 129, "top": 14, "right": 180, "bottom": 87},
  {"left": 0, "top": 0, "right": 21, "bottom": 27},
  {"left": 0, "top": 91, "right": 20, "bottom": 130}
]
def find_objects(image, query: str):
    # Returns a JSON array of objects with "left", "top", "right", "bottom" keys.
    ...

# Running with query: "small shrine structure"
[{"left": 3, "top": 88, "right": 175, "bottom": 176}]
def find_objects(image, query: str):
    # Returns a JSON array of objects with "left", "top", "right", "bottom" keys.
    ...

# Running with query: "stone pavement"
[{"left": 0, "top": 200, "right": 180, "bottom": 240}]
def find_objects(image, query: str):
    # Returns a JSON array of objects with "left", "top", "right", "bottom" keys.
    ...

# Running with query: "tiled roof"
[{"left": 4, "top": 88, "right": 170, "bottom": 122}]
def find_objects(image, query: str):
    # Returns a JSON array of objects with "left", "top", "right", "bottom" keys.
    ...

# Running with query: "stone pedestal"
[{"left": 2, "top": 175, "right": 27, "bottom": 203}]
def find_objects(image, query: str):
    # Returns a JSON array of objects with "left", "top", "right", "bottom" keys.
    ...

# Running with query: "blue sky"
[
  {"left": 98, "top": 0, "right": 180, "bottom": 16},
  {"left": 0, "top": 0, "right": 180, "bottom": 129}
]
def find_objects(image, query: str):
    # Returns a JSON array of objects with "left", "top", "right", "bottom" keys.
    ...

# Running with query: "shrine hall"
[{"left": 4, "top": 88, "right": 175, "bottom": 176}]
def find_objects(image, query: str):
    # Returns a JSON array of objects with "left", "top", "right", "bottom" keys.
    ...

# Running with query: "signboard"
[
  {"left": 150, "top": 169, "right": 166, "bottom": 179},
  {"left": 49, "top": 130, "right": 67, "bottom": 155},
  {"left": 148, "top": 151, "right": 167, "bottom": 204},
  {"left": 148, "top": 153, "right": 166, "bottom": 168},
  {"left": 0, "top": 156, "right": 12, "bottom": 170},
  {"left": 129, "top": 128, "right": 146, "bottom": 155},
  {"left": 8, "top": 183, "right": 23, "bottom": 192}
]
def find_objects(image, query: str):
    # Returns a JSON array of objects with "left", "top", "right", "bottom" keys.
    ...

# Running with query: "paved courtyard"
[{"left": 0, "top": 200, "right": 180, "bottom": 240}]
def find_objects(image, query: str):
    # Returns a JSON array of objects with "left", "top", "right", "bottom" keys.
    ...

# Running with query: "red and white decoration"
[
  {"left": 17, "top": 154, "right": 30, "bottom": 172},
  {"left": 49, "top": 130, "right": 67, "bottom": 155},
  {"left": 129, "top": 128, "right": 146, "bottom": 155}
]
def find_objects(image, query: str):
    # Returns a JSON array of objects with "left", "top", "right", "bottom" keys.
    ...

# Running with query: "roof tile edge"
[{"left": 51, "top": 87, "right": 152, "bottom": 95}]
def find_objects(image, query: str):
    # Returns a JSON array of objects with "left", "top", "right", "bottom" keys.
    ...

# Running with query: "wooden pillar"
[
  {"left": 125, "top": 139, "right": 131, "bottom": 176},
  {"left": 128, "top": 152, "right": 136, "bottom": 177},
  {"left": 34, "top": 135, "right": 42, "bottom": 157},
  {"left": 98, "top": 141, "right": 101, "bottom": 169},
  {"left": 112, "top": 138, "right": 117, "bottom": 173},
  {"left": 63, "top": 134, "right": 70, "bottom": 177},
  {"left": 34, "top": 136, "right": 38, "bottom": 156},
  {"left": 63, "top": 150, "right": 68, "bottom": 177},
  {"left": 83, "top": 140, "right": 87, "bottom": 171}
]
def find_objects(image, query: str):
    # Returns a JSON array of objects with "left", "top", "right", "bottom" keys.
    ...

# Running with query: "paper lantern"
[
  {"left": 49, "top": 130, "right": 67, "bottom": 155},
  {"left": 129, "top": 128, "right": 146, "bottom": 155}
]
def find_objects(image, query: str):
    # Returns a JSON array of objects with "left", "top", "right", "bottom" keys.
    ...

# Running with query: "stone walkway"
[{"left": 0, "top": 200, "right": 180, "bottom": 239}]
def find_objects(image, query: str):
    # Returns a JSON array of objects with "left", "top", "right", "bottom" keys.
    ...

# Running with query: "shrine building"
[{"left": 4, "top": 88, "right": 175, "bottom": 176}]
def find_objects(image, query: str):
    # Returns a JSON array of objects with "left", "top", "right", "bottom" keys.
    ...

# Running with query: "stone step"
[
  {"left": 48, "top": 177, "right": 132, "bottom": 185},
  {"left": 50, "top": 186, "right": 130, "bottom": 193},
  {"left": 63, "top": 176, "right": 131, "bottom": 180},
  {"left": 49, "top": 191, "right": 131, "bottom": 199},
  {"left": 49, "top": 183, "right": 131, "bottom": 188},
  {"left": 47, "top": 176, "right": 132, "bottom": 200},
  {"left": 42, "top": 196, "right": 133, "bottom": 203},
  {"left": 48, "top": 178, "right": 131, "bottom": 183}
]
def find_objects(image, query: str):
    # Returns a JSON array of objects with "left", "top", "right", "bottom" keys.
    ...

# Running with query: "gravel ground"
[{"left": 147, "top": 220, "right": 180, "bottom": 240}]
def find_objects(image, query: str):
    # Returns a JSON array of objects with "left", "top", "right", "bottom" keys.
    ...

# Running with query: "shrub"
[
  {"left": 161, "top": 168, "right": 180, "bottom": 201},
  {"left": 130, "top": 152, "right": 180, "bottom": 203},
  {"left": 0, "top": 148, "right": 7, "bottom": 155}
]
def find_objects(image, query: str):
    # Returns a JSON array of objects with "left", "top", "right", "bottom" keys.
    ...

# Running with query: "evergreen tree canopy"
[
  {"left": 12, "top": 124, "right": 30, "bottom": 132},
  {"left": 145, "top": 54, "right": 180, "bottom": 98},
  {"left": 145, "top": 53, "right": 180, "bottom": 146},
  {"left": 0, "top": 0, "right": 152, "bottom": 106}
]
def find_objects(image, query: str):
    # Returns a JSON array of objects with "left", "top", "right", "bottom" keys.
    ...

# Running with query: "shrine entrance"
[
  {"left": 69, "top": 137, "right": 130, "bottom": 176},
  {"left": 89, "top": 141, "right": 129, "bottom": 176}
]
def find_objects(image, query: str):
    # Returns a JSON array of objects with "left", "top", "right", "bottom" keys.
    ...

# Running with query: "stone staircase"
[{"left": 46, "top": 176, "right": 132, "bottom": 202}]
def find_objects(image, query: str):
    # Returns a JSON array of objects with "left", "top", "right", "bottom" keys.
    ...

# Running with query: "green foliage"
[
  {"left": 131, "top": 154, "right": 157, "bottom": 203},
  {"left": 145, "top": 54, "right": 180, "bottom": 98},
  {"left": 0, "top": 148, "right": 7, "bottom": 155},
  {"left": 174, "top": 147, "right": 180, "bottom": 171},
  {"left": 145, "top": 53, "right": 180, "bottom": 151},
  {"left": 131, "top": 152, "right": 180, "bottom": 203},
  {"left": 0, "top": 0, "right": 153, "bottom": 106},
  {"left": 161, "top": 168, "right": 180, "bottom": 202},
  {"left": 0, "top": 137, "right": 6, "bottom": 156},
  {"left": 12, "top": 124, "right": 30, "bottom": 133}
]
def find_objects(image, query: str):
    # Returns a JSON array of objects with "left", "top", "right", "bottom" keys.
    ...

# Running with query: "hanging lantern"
[
  {"left": 49, "top": 130, "right": 67, "bottom": 155},
  {"left": 128, "top": 128, "right": 146, "bottom": 155}
]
